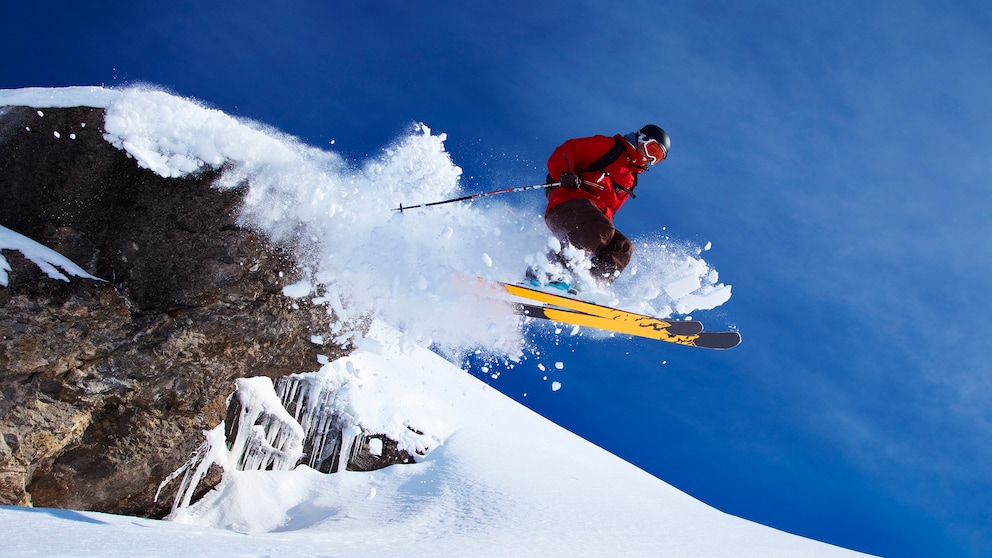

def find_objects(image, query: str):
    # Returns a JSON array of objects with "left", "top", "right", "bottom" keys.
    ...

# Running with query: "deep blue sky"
[{"left": 5, "top": 1, "right": 992, "bottom": 556}]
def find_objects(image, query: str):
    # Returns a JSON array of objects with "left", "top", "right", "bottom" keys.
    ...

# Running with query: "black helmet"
[{"left": 639, "top": 124, "right": 671, "bottom": 155}]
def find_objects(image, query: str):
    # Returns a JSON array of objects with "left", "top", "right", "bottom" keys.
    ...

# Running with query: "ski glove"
[{"left": 559, "top": 172, "right": 582, "bottom": 189}]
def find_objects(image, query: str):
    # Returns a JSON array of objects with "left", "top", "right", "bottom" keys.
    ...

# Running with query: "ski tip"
[{"left": 691, "top": 331, "right": 741, "bottom": 350}]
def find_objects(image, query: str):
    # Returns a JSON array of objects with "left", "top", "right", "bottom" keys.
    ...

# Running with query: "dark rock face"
[{"left": 0, "top": 106, "right": 348, "bottom": 517}]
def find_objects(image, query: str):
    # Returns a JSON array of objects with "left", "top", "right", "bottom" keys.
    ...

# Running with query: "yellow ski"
[
  {"left": 498, "top": 281, "right": 740, "bottom": 350},
  {"left": 500, "top": 282, "right": 702, "bottom": 336}
]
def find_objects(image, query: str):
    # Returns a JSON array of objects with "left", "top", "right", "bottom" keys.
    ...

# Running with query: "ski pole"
[{"left": 393, "top": 182, "right": 558, "bottom": 212}]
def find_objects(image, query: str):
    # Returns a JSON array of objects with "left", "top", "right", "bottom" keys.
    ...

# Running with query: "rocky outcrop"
[{"left": 0, "top": 105, "right": 349, "bottom": 517}]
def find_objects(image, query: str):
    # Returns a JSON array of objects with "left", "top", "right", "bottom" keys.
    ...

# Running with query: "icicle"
[
  {"left": 221, "top": 377, "right": 305, "bottom": 472},
  {"left": 338, "top": 426, "right": 361, "bottom": 472},
  {"left": 156, "top": 426, "right": 228, "bottom": 516}
]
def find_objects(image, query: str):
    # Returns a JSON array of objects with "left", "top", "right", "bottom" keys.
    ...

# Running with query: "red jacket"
[{"left": 546, "top": 134, "right": 648, "bottom": 221}]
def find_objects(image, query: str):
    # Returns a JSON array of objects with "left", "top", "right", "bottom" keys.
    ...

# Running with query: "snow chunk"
[
  {"left": 282, "top": 279, "right": 312, "bottom": 299},
  {"left": 615, "top": 240, "right": 733, "bottom": 317}
]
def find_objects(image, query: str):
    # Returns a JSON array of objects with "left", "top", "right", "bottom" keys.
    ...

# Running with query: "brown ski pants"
[{"left": 545, "top": 198, "right": 633, "bottom": 283}]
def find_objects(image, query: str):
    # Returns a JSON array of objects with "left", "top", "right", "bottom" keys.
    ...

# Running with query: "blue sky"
[{"left": 5, "top": 1, "right": 992, "bottom": 556}]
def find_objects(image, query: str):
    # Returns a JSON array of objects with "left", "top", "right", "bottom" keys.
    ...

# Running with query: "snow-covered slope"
[
  {"left": 2, "top": 320, "right": 867, "bottom": 557},
  {"left": 0, "top": 87, "right": 869, "bottom": 556}
]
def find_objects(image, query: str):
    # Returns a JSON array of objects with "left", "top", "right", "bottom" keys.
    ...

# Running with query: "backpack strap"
[
  {"left": 584, "top": 137, "right": 637, "bottom": 199},
  {"left": 612, "top": 175, "right": 638, "bottom": 199},
  {"left": 547, "top": 136, "right": 630, "bottom": 199},
  {"left": 578, "top": 136, "right": 626, "bottom": 175}
]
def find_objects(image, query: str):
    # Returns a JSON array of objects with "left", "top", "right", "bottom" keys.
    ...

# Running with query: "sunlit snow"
[
  {"left": 2, "top": 320, "right": 868, "bottom": 557},
  {"left": 0, "top": 86, "right": 865, "bottom": 557}
]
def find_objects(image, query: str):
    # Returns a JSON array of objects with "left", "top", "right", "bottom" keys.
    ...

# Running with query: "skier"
[{"left": 530, "top": 124, "right": 671, "bottom": 288}]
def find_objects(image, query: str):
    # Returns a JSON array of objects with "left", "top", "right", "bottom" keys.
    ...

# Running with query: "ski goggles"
[{"left": 641, "top": 137, "right": 667, "bottom": 164}]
